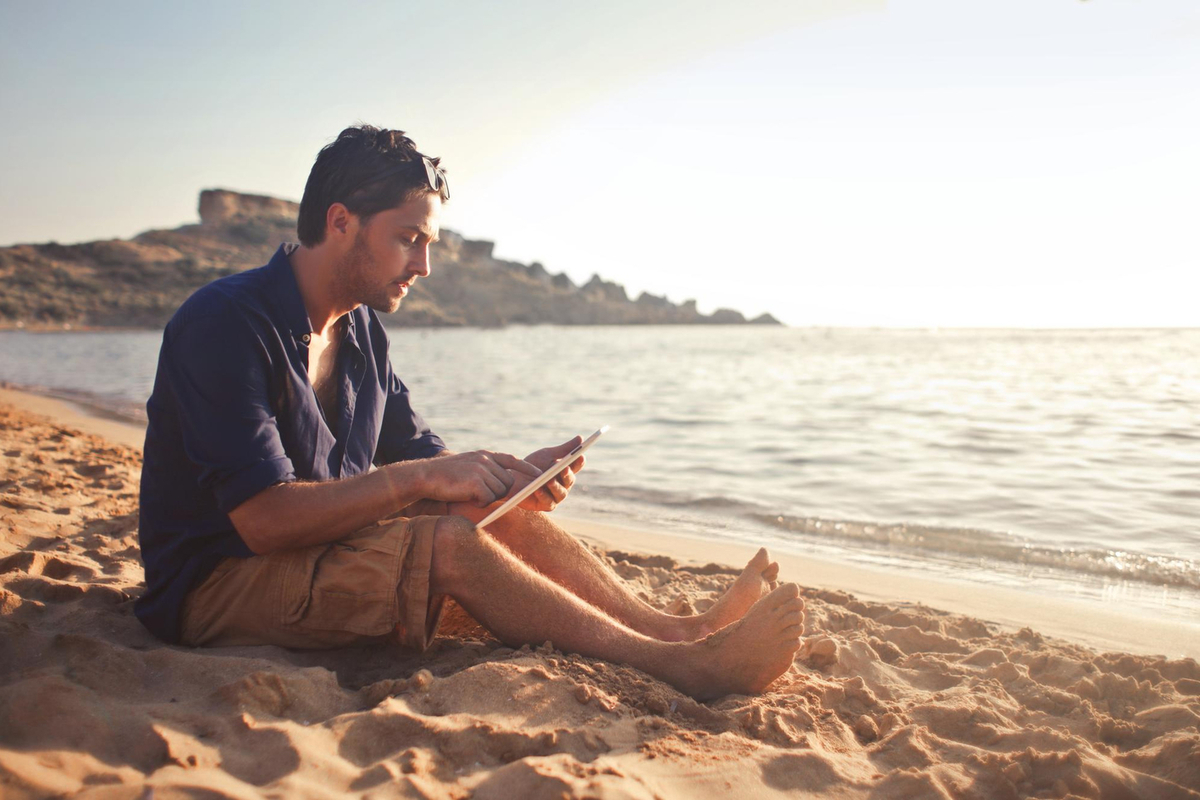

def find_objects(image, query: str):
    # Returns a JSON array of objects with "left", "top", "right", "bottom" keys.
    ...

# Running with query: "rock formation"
[{"left": 0, "top": 189, "right": 782, "bottom": 329}]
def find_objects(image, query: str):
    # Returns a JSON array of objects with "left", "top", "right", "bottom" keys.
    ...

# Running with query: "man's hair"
[{"left": 296, "top": 124, "right": 445, "bottom": 247}]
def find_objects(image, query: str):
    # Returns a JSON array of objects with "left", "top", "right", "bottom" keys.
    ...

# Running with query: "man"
[{"left": 137, "top": 125, "right": 804, "bottom": 700}]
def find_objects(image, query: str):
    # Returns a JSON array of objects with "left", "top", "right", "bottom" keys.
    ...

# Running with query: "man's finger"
[
  {"left": 480, "top": 471, "right": 508, "bottom": 501},
  {"left": 505, "top": 471, "right": 534, "bottom": 496},
  {"left": 491, "top": 451, "right": 542, "bottom": 478},
  {"left": 543, "top": 480, "right": 567, "bottom": 503},
  {"left": 526, "top": 437, "right": 584, "bottom": 468},
  {"left": 518, "top": 493, "right": 550, "bottom": 513},
  {"left": 550, "top": 436, "right": 584, "bottom": 458},
  {"left": 557, "top": 468, "right": 576, "bottom": 490},
  {"left": 472, "top": 484, "right": 496, "bottom": 507},
  {"left": 478, "top": 452, "right": 518, "bottom": 489}
]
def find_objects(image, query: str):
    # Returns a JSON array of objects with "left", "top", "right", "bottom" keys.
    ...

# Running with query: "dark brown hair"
[{"left": 296, "top": 125, "right": 445, "bottom": 246}]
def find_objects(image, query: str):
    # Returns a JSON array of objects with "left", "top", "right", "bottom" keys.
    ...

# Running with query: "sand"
[{"left": 1, "top": 398, "right": 1198, "bottom": 799}]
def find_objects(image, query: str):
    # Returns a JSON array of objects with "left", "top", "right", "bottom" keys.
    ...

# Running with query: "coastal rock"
[
  {"left": 198, "top": 189, "right": 298, "bottom": 224},
  {"left": 459, "top": 239, "right": 495, "bottom": 262},
  {"left": 0, "top": 189, "right": 782, "bottom": 329},
  {"left": 750, "top": 312, "right": 781, "bottom": 325},
  {"left": 581, "top": 274, "right": 629, "bottom": 303},
  {"left": 709, "top": 308, "right": 747, "bottom": 324},
  {"left": 636, "top": 291, "right": 671, "bottom": 309}
]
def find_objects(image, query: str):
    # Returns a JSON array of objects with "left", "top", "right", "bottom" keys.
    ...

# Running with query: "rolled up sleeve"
[
  {"left": 375, "top": 365, "right": 446, "bottom": 464},
  {"left": 163, "top": 311, "right": 296, "bottom": 512}
]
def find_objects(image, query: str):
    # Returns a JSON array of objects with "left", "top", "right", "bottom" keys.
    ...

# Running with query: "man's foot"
[
  {"left": 667, "top": 548, "right": 779, "bottom": 640},
  {"left": 670, "top": 583, "right": 805, "bottom": 701}
]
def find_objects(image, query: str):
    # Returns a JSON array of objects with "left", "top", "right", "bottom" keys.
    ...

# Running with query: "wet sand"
[{"left": 1, "top": 396, "right": 1198, "bottom": 798}]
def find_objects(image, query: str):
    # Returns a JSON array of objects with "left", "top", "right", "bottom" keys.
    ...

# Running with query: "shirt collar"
[
  {"left": 267, "top": 243, "right": 361, "bottom": 345},
  {"left": 266, "top": 243, "right": 314, "bottom": 342}
]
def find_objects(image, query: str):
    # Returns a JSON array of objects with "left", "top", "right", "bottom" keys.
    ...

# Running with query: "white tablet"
[{"left": 477, "top": 426, "right": 608, "bottom": 529}]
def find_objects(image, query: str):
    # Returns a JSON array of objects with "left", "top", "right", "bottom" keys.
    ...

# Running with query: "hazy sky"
[{"left": 1, "top": 0, "right": 1197, "bottom": 327}]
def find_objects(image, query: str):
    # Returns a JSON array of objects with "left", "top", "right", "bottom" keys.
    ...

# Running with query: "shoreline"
[
  {"left": 566, "top": 516, "right": 1200, "bottom": 661},
  {"left": 0, "top": 386, "right": 146, "bottom": 450},
  {"left": 4, "top": 384, "right": 1196, "bottom": 660}
]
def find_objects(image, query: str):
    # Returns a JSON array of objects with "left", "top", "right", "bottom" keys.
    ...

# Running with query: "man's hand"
[
  {"left": 443, "top": 437, "right": 586, "bottom": 523},
  {"left": 518, "top": 436, "right": 586, "bottom": 514},
  {"left": 418, "top": 450, "right": 541, "bottom": 508}
]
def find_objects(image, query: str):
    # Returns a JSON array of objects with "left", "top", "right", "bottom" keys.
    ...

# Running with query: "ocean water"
[{"left": 2, "top": 326, "right": 1198, "bottom": 624}]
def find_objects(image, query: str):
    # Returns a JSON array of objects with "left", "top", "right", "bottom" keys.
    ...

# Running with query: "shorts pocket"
[
  {"left": 281, "top": 534, "right": 405, "bottom": 637},
  {"left": 279, "top": 545, "right": 329, "bottom": 626}
]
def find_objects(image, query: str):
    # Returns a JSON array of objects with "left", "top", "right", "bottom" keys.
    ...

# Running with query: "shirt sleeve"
[
  {"left": 375, "top": 362, "right": 446, "bottom": 464},
  {"left": 162, "top": 309, "right": 296, "bottom": 513}
]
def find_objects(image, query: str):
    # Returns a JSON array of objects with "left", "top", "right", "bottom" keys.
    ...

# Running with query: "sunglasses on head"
[{"left": 346, "top": 155, "right": 449, "bottom": 201}]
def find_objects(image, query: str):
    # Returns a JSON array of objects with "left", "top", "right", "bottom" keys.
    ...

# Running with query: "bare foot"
[
  {"left": 669, "top": 548, "right": 779, "bottom": 640},
  {"left": 671, "top": 583, "right": 805, "bottom": 701}
]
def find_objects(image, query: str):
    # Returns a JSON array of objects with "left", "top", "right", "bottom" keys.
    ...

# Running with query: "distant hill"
[{"left": 0, "top": 189, "right": 781, "bottom": 329}]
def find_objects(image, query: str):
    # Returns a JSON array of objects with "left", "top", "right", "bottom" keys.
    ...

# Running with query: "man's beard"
[{"left": 338, "top": 232, "right": 402, "bottom": 314}]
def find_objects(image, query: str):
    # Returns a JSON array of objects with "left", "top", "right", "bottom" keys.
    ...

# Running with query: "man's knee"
[
  {"left": 483, "top": 507, "right": 554, "bottom": 546},
  {"left": 430, "top": 515, "right": 488, "bottom": 594}
]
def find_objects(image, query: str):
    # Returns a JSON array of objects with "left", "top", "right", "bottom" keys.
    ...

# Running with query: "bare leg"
[
  {"left": 432, "top": 516, "right": 804, "bottom": 701},
  {"left": 481, "top": 509, "right": 779, "bottom": 641}
]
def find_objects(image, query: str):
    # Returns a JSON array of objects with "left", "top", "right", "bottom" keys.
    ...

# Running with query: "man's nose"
[{"left": 410, "top": 244, "right": 432, "bottom": 277}]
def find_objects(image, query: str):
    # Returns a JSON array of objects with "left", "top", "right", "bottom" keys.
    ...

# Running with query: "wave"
[
  {"left": 645, "top": 416, "right": 729, "bottom": 428},
  {"left": 589, "top": 485, "right": 757, "bottom": 512},
  {"left": 584, "top": 482, "right": 1200, "bottom": 593},
  {"left": 750, "top": 513, "right": 1200, "bottom": 593}
]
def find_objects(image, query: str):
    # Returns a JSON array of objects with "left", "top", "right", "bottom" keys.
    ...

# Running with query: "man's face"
[{"left": 337, "top": 192, "right": 442, "bottom": 314}]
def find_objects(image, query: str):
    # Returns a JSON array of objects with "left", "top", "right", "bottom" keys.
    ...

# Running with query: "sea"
[{"left": 2, "top": 325, "right": 1198, "bottom": 628}]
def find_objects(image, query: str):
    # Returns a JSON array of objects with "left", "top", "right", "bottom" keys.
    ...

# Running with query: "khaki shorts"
[{"left": 179, "top": 501, "right": 449, "bottom": 651}]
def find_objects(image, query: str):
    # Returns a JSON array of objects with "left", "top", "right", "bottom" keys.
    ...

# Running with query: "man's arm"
[{"left": 229, "top": 450, "right": 540, "bottom": 554}]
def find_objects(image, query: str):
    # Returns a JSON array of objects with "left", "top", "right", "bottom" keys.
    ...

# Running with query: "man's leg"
[
  {"left": 479, "top": 509, "right": 779, "bottom": 641},
  {"left": 431, "top": 516, "right": 804, "bottom": 701}
]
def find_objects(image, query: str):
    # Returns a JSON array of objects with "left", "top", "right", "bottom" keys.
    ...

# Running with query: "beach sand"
[{"left": 1, "top": 397, "right": 1198, "bottom": 799}]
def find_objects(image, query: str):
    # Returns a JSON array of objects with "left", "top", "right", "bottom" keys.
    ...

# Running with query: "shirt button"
[{"left": 300, "top": 334, "right": 311, "bottom": 344}]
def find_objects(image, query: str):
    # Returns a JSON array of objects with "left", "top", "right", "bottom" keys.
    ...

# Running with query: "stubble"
[{"left": 338, "top": 231, "right": 401, "bottom": 314}]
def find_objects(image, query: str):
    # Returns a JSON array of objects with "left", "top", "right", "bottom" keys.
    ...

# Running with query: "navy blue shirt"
[{"left": 137, "top": 243, "right": 446, "bottom": 643}]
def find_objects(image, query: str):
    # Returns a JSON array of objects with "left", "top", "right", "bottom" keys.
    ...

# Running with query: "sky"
[{"left": 1, "top": 0, "right": 1197, "bottom": 327}]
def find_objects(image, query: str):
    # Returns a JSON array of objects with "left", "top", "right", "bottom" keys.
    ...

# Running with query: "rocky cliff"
[{"left": 0, "top": 189, "right": 781, "bottom": 329}]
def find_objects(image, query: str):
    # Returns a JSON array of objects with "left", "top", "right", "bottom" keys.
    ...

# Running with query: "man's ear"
[{"left": 325, "top": 202, "right": 356, "bottom": 241}]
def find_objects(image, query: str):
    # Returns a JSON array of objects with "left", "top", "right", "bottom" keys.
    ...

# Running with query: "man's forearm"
[{"left": 229, "top": 460, "right": 431, "bottom": 554}]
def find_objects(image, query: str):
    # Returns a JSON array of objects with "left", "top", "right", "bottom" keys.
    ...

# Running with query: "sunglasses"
[{"left": 346, "top": 155, "right": 449, "bottom": 201}]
